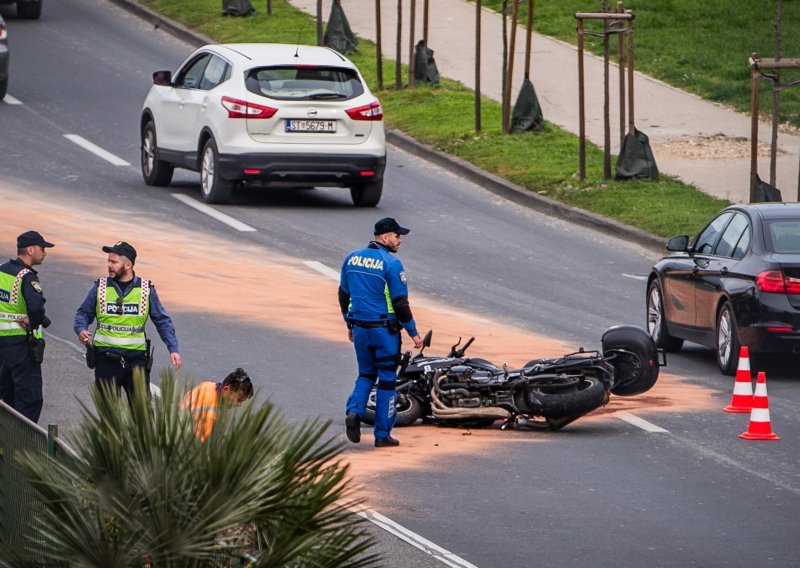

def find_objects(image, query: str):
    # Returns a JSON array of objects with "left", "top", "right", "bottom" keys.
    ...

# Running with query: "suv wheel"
[
  {"left": 141, "top": 121, "right": 174, "bottom": 186},
  {"left": 200, "top": 138, "right": 233, "bottom": 204},
  {"left": 350, "top": 179, "right": 383, "bottom": 207},
  {"left": 17, "top": 0, "right": 42, "bottom": 19}
]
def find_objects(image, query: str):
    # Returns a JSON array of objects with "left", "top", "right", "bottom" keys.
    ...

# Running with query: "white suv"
[{"left": 140, "top": 43, "right": 386, "bottom": 206}]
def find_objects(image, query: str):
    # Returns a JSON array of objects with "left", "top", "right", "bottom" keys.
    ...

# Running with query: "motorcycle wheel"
[
  {"left": 524, "top": 375, "right": 607, "bottom": 418},
  {"left": 602, "top": 325, "right": 660, "bottom": 396},
  {"left": 364, "top": 393, "right": 423, "bottom": 427}
]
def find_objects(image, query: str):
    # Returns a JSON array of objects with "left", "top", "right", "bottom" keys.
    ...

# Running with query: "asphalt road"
[{"left": 2, "top": 1, "right": 800, "bottom": 566}]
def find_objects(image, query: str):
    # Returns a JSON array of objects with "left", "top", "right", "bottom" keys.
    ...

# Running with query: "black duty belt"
[{"left": 351, "top": 320, "right": 391, "bottom": 328}]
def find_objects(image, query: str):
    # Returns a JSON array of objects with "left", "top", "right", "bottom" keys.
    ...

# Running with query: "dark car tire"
[
  {"left": 524, "top": 375, "right": 607, "bottom": 418},
  {"left": 646, "top": 280, "right": 684, "bottom": 352},
  {"left": 141, "top": 121, "right": 174, "bottom": 187},
  {"left": 350, "top": 179, "right": 383, "bottom": 207},
  {"left": 0, "top": 78, "right": 7, "bottom": 101},
  {"left": 364, "top": 393, "right": 423, "bottom": 427},
  {"left": 602, "top": 325, "right": 660, "bottom": 396},
  {"left": 200, "top": 138, "right": 233, "bottom": 204},
  {"left": 716, "top": 302, "right": 741, "bottom": 376},
  {"left": 17, "top": 0, "right": 42, "bottom": 19}
]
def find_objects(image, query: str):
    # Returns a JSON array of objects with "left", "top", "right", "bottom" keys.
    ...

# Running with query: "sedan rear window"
[
  {"left": 768, "top": 221, "right": 800, "bottom": 253},
  {"left": 245, "top": 66, "right": 364, "bottom": 101}
]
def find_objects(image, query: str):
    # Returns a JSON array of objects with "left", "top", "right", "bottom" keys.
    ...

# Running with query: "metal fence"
[
  {"left": 0, "top": 402, "right": 254, "bottom": 566},
  {"left": 0, "top": 401, "right": 80, "bottom": 564}
]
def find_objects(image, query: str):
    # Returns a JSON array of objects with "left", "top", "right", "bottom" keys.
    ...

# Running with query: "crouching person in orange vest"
[{"left": 183, "top": 368, "right": 254, "bottom": 440}]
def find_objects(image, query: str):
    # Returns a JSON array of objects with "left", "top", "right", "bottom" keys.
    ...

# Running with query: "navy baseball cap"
[
  {"left": 102, "top": 241, "right": 137, "bottom": 263},
  {"left": 17, "top": 231, "right": 54, "bottom": 249},
  {"left": 374, "top": 217, "right": 410, "bottom": 236}
]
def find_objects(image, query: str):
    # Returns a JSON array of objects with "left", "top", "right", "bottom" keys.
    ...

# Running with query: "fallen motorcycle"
[{"left": 364, "top": 325, "right": 664, "bottom": 431}]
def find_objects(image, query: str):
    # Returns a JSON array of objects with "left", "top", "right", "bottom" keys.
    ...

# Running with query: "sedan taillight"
[
  {"left": 756, "top": 270, "right": 800, "bottom": 294},
  {"left": 346, "top": 100, "right": 383, "bottom": 121},
  {"left": 0, "top": 24, "right": 7, "bottom": 41},
  {"left": 221, "top": 96, "right": 277, "bottom": 119}
]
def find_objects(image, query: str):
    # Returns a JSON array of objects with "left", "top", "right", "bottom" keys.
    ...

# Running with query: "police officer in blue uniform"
[
  {"left": 74, "top": 241, "right": 182, "bottom": 399},
  {"left": 0, "top": 231, "right": 54, "bottom": 423},
  {"left": 340, "top": 218, "right": 422, "bottom": 448}
]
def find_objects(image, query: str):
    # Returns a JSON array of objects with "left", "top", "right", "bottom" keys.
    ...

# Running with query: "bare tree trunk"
[
  {"left": 501, "top": 0, "right": 508, "bottom": 133},
  {"left": 771, "top": 0, "right": 782, "bottom": 187},
  {"left": 376, "top": 0, "right": 383, "bottom": 90},
  {"left": 475, "top": 0, "right": 482, "bottom": 133},
  {"left": 602, "top": 0, "right": 611, "bottom": 179},
  {"left": 396, "top": 0, "right": 403, "bottom": 88},
  {"left": 423, "top": 0, "right": 429, "bottom": 46},
  {"left": 409, "top": 0, "right": 416, "bottom": 87},
  {"left": 505, "top": 0, "right": 520, "bottom": 134},
  {"left": 316, "top": 0, "right": 323, "bottom": 46},
  {"left": 524, "top": 0, "right": 533, "bottom": 79}
]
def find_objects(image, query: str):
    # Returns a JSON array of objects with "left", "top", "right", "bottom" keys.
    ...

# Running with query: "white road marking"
[
  {"left": 171, "top": 193, "right": 256, "bottom": 232},
  {"left": 63, "top": 134, "right": 131, "bottom": 166},
  {"left": 622, "top": 273, "right": 648, "bottom": 281},
  {"left": 355, "top": 507, "right": 480, "bottom": 568},
  {"left": 616, "top": 412, "right": 669, "bottom": 432},
  {"left": 3, "top": 94, "right": 22, "bottom": 105},
  {"left": 303, "top": 260, "right": 339, "bottom": 281}
]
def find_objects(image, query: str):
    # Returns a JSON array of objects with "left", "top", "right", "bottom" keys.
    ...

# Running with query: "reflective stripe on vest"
[
  {"left": 93, "top": 277, "right": 150, "bottom": 351},
  {"left": 0, "top": 268, "right": 40, "bottom": 338}
]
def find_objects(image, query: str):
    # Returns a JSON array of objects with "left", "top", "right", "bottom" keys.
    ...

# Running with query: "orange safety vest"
[{"left": 183, "top": 381, "right": 219, "bottom": 441}]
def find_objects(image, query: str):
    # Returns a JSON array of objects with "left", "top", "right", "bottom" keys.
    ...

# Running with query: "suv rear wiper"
[{"left": 309, "top": 92, "right": 347, "bottom": 100}]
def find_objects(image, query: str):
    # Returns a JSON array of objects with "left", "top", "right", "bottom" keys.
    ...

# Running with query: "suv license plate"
[{"left": 286, "top": 120, "right": 336, "bottom": 133}]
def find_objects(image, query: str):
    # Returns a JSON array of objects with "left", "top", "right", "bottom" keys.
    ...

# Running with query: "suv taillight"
[
  {"left": 756, "top": 270, "right": 800, "bottom": 294},
  {"left": 346, "top": 101, "right": 383, "bottom": 121},
  {"left": 221, "top": 96, "right": 277, "bottom": 119}
]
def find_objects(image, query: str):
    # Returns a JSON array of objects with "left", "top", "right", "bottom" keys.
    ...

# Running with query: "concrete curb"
[{"left": 108, "top": 0, "right": 666, "bottom": 254}]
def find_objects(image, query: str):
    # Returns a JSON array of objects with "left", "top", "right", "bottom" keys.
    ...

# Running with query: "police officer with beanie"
[
  {"left": 0, "top": 231, "right": 54, "bottom": 423},
  {"left": 340, "top": 218, "right": 422, "bottom": 448},
  {"left": 74, "top": 242, "right": 182, "bottom": 399}
]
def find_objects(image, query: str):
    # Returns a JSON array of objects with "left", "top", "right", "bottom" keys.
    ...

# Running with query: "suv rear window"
[{"left": 245, "top": 66, "right": 364, "bottom": 101}]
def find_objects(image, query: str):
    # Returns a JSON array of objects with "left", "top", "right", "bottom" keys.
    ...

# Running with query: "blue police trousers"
[
  {"left": 0, "top": 339, "right": 43, "bottom": 423},
  {"left": 346, "top": 325, "right": 400, "bottom": 440}
]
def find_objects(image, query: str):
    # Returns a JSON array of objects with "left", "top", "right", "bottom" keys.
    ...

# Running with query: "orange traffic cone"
[
  {"left": 724, "top": 346, "right": 753, "bottom": 413},
  {"left": 740, "top": 372, "right": 780, "bottom": 440}
]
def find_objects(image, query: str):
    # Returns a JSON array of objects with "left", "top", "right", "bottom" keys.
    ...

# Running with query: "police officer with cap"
[
  {"left": 339, "top": 218, "right": 422, "bottom": 448},
  {"left": 74, "top": 241, "right": 182, "bottom": 399},
  {"left": 0, "top": 231, "right": 54, "bottom": 422}
]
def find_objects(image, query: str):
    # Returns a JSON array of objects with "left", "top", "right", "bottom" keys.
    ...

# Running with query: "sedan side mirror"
[
  {"left": 666, "top": 235, "right": 689, "bottom": 252},
  {"left": 152, "top": 70, "right": 173, "bottom": 86}
]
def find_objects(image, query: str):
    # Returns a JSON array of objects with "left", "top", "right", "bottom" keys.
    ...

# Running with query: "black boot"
[
  {"left": 374, "top": 436, "right": 400, "bottom": 448},
  {"left": 345, "top": 412, "right": 361, "bottom": 443}
]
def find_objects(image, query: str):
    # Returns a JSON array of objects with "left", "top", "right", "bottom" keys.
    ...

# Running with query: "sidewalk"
[{"left": 290, "top": 0, "right": 800, "bottom": 204}]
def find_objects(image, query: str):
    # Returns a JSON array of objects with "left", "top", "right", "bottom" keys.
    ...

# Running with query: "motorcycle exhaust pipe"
[{"left": 430, "top": 385, "right": 511, "bottom": 422}]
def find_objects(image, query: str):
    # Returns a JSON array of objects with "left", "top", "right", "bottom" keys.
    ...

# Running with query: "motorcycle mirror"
[{"left": 422, "top": 330, "right": 432, "bottom": 348}]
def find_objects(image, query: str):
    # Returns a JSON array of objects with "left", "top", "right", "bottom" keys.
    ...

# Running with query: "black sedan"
[{"left": 647, "top": 203, "right": 800, "bottom": 375}]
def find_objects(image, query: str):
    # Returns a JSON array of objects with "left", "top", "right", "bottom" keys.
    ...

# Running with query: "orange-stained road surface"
[{"left": 1, "top": 183, "right": 720, "bottom": 497}]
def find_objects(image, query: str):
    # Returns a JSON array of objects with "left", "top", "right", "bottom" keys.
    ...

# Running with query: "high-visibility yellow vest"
[
  {"left": 92, "top": 277, "right": 150, "bottom": 351},
  {"left": 183, "top": 381, "right": 219, "bottom": 441},
  {"left": 0, "top": 268, "right": 42, "bottom": 339}
]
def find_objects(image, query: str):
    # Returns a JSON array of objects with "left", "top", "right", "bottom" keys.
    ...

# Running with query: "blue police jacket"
[{"left": 339, "top": 242, "right": 418, "bottom": 337}]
